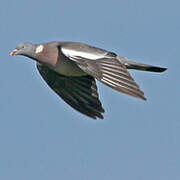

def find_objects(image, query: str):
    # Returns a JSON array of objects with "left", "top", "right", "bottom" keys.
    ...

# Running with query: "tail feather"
[
  {"left": 127, "top": 64, "right": 167, "bottom": 72},
  {"left": 117, "top": 56, "right": 167, "bottom": 73}
]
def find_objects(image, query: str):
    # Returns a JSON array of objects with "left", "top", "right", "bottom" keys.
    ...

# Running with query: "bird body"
[{"left": 10, "top": 41, "right": 167, "bottom": 119}]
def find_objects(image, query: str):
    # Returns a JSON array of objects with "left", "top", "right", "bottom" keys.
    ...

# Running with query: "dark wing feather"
[{"left": 37, "top": 64, "right": 104, "bottom": 119}]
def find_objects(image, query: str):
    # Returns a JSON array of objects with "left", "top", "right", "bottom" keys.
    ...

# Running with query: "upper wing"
[
  {"left": 59, "top": 41, "right": 110, "bottom": 60},
  {"left": 37, "top": 64, "right": 104, "bottom": 119},
  {"left": 59, "top": 43, "right": 146, "bottom": 100}
]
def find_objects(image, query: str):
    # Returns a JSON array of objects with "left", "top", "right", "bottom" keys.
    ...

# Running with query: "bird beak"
[{"left": 10, "top": 49, "right": 18, "bottom": 56}]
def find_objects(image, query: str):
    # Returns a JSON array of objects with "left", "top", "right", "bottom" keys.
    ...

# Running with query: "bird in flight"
[{"left": 10, "top": 41, "right": 166, "bottom": 119}]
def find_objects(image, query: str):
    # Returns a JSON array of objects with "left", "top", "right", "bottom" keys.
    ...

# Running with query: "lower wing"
[{"left": 37, "top": 64, "right": 104, "bottom": 119}]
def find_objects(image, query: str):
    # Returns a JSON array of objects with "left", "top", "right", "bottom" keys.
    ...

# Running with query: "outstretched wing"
[
  {"left": 37, "top": 64, "right": 104, "bottom": 119},
  {"left": 59, "top": 43, "right": 146, "bottom": 100}
]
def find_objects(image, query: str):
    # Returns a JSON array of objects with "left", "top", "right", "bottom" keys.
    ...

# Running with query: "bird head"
[{"left": 10, "top": 42, "right": 36, "bottom": 58}]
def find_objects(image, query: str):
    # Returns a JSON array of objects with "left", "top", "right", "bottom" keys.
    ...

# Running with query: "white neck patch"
[{"left": 35, "top": 45, "right": 44, "bottom": 54}]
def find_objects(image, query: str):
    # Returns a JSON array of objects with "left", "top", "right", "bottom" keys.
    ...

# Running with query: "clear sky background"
[{"left": 0, "top": 0, "right": 179, "bottom": 179}]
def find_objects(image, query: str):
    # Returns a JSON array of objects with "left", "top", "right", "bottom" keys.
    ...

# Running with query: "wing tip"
[
  {"left": 141, "top": 96, "right": 147, "bottom": 101},
  {"left": 87, "top": 112, "right": 104, "bottom": 120}
]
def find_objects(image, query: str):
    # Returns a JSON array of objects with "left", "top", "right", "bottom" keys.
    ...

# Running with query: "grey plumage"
[{"left": 10, "top": 41, "right": 167, "bottom": 119}]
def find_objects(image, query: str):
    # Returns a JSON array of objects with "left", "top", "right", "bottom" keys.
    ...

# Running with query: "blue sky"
[{"left": 0, "top": 0, "right": 179, "bottom": 179}]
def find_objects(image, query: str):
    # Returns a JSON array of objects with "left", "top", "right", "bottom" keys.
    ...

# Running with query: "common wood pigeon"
[{"left": 10, "top": 41, "right": 166, "bottom": 119}]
